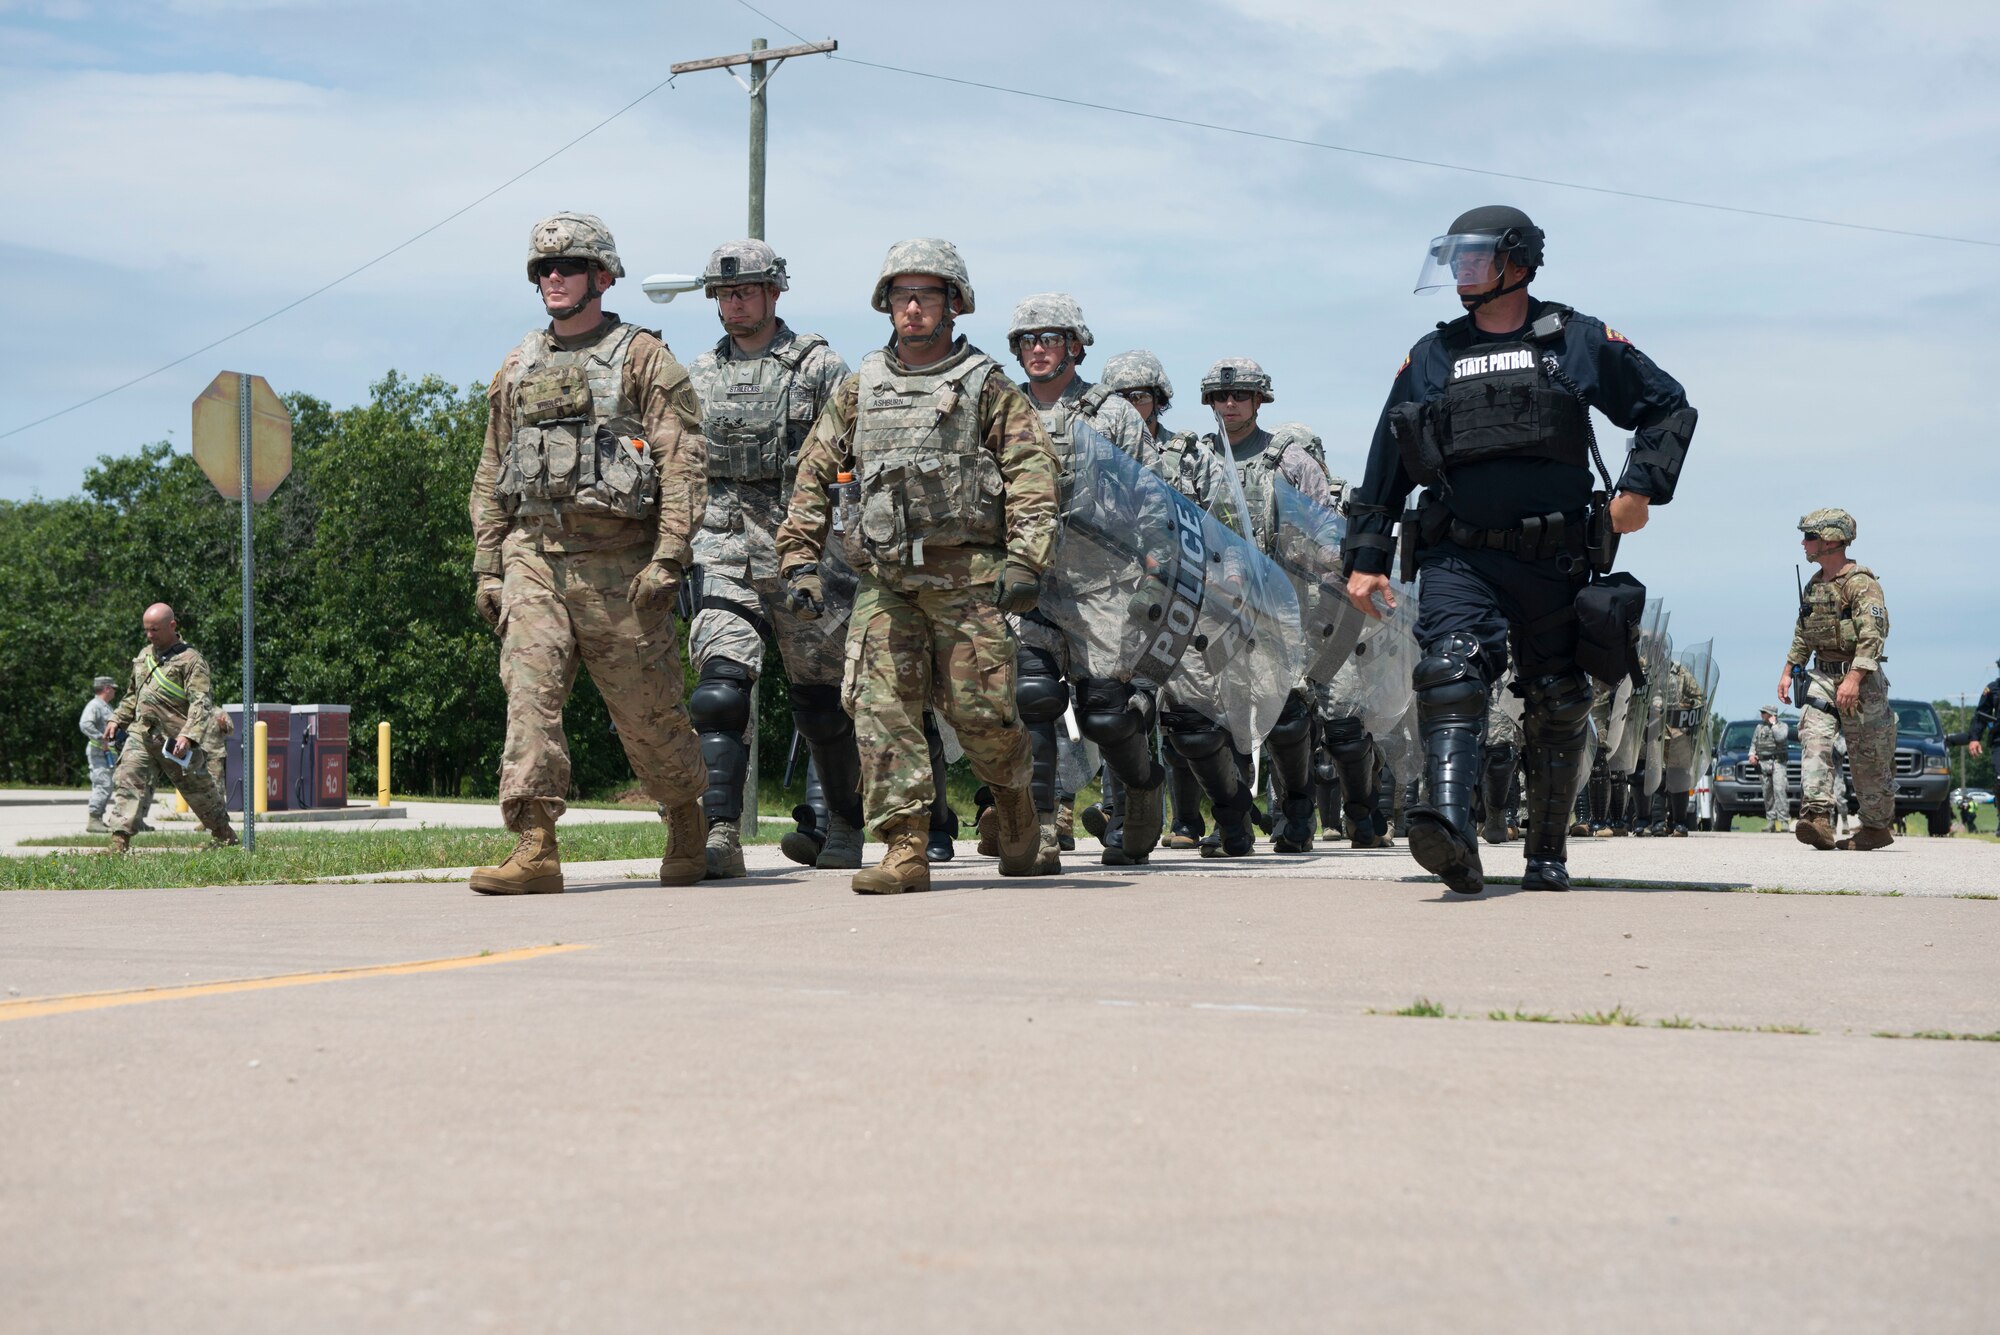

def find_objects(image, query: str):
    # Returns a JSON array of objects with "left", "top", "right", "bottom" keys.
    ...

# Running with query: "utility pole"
[
  {"left": 671, "top": 37, "right": 837, "bottom": 240},
  {"left": 669, "top": 35, "right": 835, "bottom": 831}
]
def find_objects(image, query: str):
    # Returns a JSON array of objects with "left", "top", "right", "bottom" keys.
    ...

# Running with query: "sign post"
[{"left": 193, "top": 372, "right": 293, "bottom": 850}]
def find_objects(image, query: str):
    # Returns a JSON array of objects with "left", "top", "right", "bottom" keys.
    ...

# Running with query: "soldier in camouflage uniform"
[
  {"left": 79, "top": 676, "right": 119, "bottom": 833},
  {"left": 775, "top": 238, "right": 1058, "bottom": 893},
  {"left": 1655, "top": 657, "right": 1704, "bottom": 836},
  {"left": 685, "top": 241, "right": 859, "bottom": 878},
  {"left": 467, "top": 212, "right": 709, "bottom": 894},
  {"left": 101, "top": 604, "right": 237, "bottom": 852},
  {"left": 985, "top": 294, "right": 1164, "bottom": 870},
  {"left": 1164, "top": 358, "right": 1335, "bottom": 857},
  {"left": 1752, "top": 704, "right": 1792, "bottom": 831},
  {"left": 1100, "top": 349, "right": 1207, "bottom": 851},
  {"left": 1778, "top": 507, "right": 1895, "bottom": 850}
]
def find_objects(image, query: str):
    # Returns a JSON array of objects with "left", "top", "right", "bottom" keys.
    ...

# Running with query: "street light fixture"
[{"left": 641, "top": 274, "right": 703, "bottom": 305}]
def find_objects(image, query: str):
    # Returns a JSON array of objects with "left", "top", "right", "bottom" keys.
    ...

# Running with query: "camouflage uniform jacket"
[
  {"left": 1173, "top": 426, "right": 1333, "bottom": 553},
  {"left": 1662, "top": 660, "right": 1703, "bottom": 742},
  {"left": 687, "top": 321, "right": 850, "bottom": 585},
  {"left": 1786, "top": 563, "right": 1889, "bottom": 672},
  {"left": 108, "top": 642, "right": 216, "bottom": 742},
  {"left": 1751, "top": 719, "right": 1789, "bottom": 759},
  {"left": 776, "top": 337, "right": 1059, "bottom": 592},
  {"left": 469, "top": 314, "right": 705, "bottom": 576},
  {"left": 1019, "top": 376, "right": 1157, "bottom": 474}
]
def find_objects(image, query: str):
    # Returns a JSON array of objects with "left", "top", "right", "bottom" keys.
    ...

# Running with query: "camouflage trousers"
[
  {"left": 87, "top": 748, "right": 114, "bottom": 817},
  {"left": 1798, "top": 667, "right": 1893, "bottom": 826},
  {"left": 498, "top": 534, "right": 705, "bottom": 829},
  {"left": 1759, "top": 757, "right": 1789, "bottom": 822},
  {"left": 842, "top": 575, "right": 1029, "bottom": 832},
  {"left": 106, "top": 728, "right": 229, "bottom": 836},
  {"left": 687, "top": 563, "right": 847, "bottom": 687}
]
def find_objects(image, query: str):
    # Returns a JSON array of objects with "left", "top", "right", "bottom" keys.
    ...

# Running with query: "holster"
[
  {"left": 1573, "top": 571, "right": 1648, "bottom": 687},
  {"left": 1585, "top": 491, "right": 1620, "bottom": 575}
]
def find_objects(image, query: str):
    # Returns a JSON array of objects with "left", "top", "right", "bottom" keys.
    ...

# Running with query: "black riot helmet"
[{"left": 1416, "top": 205, "right": 1546, "bottom": 310}]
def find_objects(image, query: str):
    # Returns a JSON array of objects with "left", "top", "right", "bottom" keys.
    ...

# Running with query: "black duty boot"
[
  {"left": 1404, "top": 635, "right": 1488, "bottom": 895},
  {"left": 781, "top": 756, "right": 829, "bottom": 868},
  {"left": 1519, "top": 670, "right": 1596, "bottom": 893}
]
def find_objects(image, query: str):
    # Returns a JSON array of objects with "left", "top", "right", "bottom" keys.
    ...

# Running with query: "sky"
[{"left": 2, "top": 0, "right": 1996, "bottom": 722}]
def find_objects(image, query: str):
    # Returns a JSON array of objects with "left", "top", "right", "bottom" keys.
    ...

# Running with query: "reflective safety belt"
[{"left": 145, "top": 658, "right": 189, "bottom": 704}]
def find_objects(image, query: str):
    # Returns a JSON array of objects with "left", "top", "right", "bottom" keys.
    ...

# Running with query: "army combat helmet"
[
  {"left": 1798, "top": 507, "right": 1857, "bottom": 544},
  {"left": 1200, "top": 357, "right": 1274, "bottom": 404},
  {"left": 1008, "top": 292, "right": 1091, "bottom": 382},
  {"left": 702, "top": 239, "right": 790, "bottom": 296},
  {"left": 871, "top": 238, "right": 975, "bottom": 314},
  {"left": 525, "top": 212, "right": 624, "bottom": 283},
  {"left": 1416, "top": 204, "right": 1544, "bottom": 307},
  {"left": 1102, "top": 350, "right": 1175, "bottom": 409}
]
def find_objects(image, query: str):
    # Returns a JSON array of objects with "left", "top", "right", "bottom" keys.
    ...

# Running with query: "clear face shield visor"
[{"left": 1414, "top": 233, "right": 1507, "bottom": 293}]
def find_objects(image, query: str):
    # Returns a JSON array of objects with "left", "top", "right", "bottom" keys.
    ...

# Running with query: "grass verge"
[
  {"left": 1373, "top": 997, "right": 1816, "bottom": 1035},
  {"left": 1, "top": 822, "right": 684, "bottom": 892}
]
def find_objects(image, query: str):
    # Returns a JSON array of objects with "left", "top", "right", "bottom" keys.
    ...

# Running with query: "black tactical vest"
[{"left": 1431, "top": 315, "right": 1590, "bottom": 471}]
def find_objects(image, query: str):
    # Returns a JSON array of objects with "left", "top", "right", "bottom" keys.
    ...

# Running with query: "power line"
[
  {"left": 0, "top": 73, "right": 683, "bottom": 442},
  {"left": 824, "top": 56, "right": 1998, "bottom": 250},
  {"left": 728, "top": 0, "right": 1996, "bottom": 249}
]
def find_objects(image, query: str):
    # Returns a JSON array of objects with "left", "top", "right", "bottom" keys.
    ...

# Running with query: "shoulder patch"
[
  {"left": 1605, "top": 327, "right": 1631, "bottom": 345},
  {"left": 1396, "top": 354, "right": 1411, "bottom": 376}
]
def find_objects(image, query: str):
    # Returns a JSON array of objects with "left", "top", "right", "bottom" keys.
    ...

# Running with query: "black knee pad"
[
  {"left": 1414, "top": 632, "right": 1488, "bottom": 725},
  {"left": 1266, "top": 691, "right": 1313, "bottom": 750},
  {"left": 1523, "top": 670, "right": 1595, "bottom": 735},
  {"left": 689, "top": 660, "right": 754, "bottom": 734},
  {"left": 1163, "top": 710, "right": 1231, "bottom": 762},
  {"left": 1323, "top": 715, "right": 1370, "bottom": 759},
  {"left": 789, "top": 682, "right": 853, "bottom": 745},
  {"left": 1076, "top": 678, "right": 1146, "bottom": 748},
  {"left": 1016, "top": 649, "right": 1069, "bottom": 724}
]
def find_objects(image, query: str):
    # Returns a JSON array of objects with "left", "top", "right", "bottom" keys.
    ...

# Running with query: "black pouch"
[{"left": 1574, "top": 571, "right": 1647, "bottom": 686}]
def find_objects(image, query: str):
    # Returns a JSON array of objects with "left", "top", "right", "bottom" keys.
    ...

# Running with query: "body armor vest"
[
  {"left": 1029, "top": 381, "right": 1116, "bottom": 471},
  {"left": 1795, "top": 566, "right": 1878, "bottom": 657},
  {"left": 851, "top": 345, "right": 1006, "bottom": 569},
  {"left": 496, "top": 320, "right": 658, "bottom": 520},
  {"left": 1391, "top": 307, "right": 1591, "bottom": 483},
  {"left": 701, "top": 332, "right": 828, "bottom": 483}
]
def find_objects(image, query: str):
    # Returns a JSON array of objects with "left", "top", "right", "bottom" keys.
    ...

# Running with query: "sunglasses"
[
  {"left": 533, "top": 257, "right": 593, "bottom": 280},
  {"left": 1209, "top": 389, "right": 1258, "bottom": 404},
  {"left": 1015, "top": 331, "right": 1071, "bottom": 351}
]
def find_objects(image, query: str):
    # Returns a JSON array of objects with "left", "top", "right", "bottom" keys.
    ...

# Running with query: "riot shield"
[
  {"left": 790, "top": 539, "right": 862, "bottom": 686},
  {"left": 1042, "top": 419, "right": 1302, "bottom": 745},
  {"left": 1641, "top": 628, "right": 1674, "bottom": 795},
  {"left": 1676, "top": 639, "right": 1720, "bottom": 783},
  {"left": 1351, "top": 578, "right": 1420, "bottom": 744},
  {"left": 1601, "top": 598, "right": 1667, "bottom": 760},
  {"left": 1270, "top": 475, "right": 1369, "bottom": 685}
]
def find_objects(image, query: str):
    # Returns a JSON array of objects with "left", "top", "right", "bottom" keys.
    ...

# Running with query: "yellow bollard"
[
  {"left": 253, "top": 720, "right": 269, "bottom": 816},
  {"left": 377, "top": 721, "right": 391, "bottom": 807},
  {"left": 175, "top": 791, "right": 189, "bottom": 814}
]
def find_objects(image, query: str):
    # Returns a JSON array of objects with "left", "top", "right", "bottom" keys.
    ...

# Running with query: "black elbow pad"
[{"left": 1618, "top": 407, "right": 1696, "bottom": 503}]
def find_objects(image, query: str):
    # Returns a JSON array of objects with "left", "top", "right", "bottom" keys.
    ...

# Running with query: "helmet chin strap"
[
  {"left": 897, "top": 319, "right": 950, "bottom": 356},
  {"left": 546, "top": 267, "right": 604, "bottom": 323},
  {"left": 1458, "top": 266, "right": 1532, "bottom": 312},
  {"left": 1025, "top": 347, "right": 1073, "bottom": 385}
]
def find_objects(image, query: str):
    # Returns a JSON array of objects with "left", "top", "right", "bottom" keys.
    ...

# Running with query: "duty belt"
[
  {"left": 1444, "top": 508, "right": 1590, "bottom": 561},
  {"left": 1814, "top": 657, "right": 1851, "bottom": 673}
]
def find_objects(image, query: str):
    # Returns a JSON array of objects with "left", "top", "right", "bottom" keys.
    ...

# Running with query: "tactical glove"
[
  {"left": 626, "top": 559, "right": 683, "bottom": 612},
  {"left": 786, "top": 563, "right": 824, "bottom": 620},
  {"left": 475, "top": 576, "right": 505, "bottom": 629},
  {"left": 994, "top": 560, "right": 1042, "bottom": 614}
]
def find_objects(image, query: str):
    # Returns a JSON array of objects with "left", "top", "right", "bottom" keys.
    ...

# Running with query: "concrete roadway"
[{"left": 3, "top": 833, "right": 1996, "bottom": 1334}]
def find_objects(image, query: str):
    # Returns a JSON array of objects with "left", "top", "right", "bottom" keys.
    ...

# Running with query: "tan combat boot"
[
  {"left": 705, "top": 818, "right": 747, "bottom": 880},
  {"left": 1032, "top": 814, "right": 1063, "bottom": 874},
  {"left": 851, "top": 816, "right": 930, "bottom": 895},
  {"left": 1055, "top": 796, "right": 1076, "bottom": 852},
  {"left": 976, "top": 801, "right": 1000, "bottom": 856},
  {"left": 989, "top": 783, "right": 1040, "bottom": 876},
  {"left": 470, "top": 801, "right": 563, "bottom": 895},
  {"left": 660, "top": 800, "right": 706, "bottom": 887},
  {"left": 107, "top": 832, "right": 130, "bottom": 855},
  {"left": 1838, "top": 825, "right": 1895, "bottom": 852},
  {"left": 1793, "top": 813, "right": 1838, "bottom": 851},
  {"left": 208, "top": 822, "right": 240, "bottom": 849}
]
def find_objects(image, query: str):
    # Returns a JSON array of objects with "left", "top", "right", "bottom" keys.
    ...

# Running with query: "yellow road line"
[{"left": 0, "top": 943, "right": 590, "bottom": 1022}]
